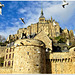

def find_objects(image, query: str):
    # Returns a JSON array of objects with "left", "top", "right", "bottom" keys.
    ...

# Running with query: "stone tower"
[
  {"left": 13, "top": 39, "right": 46, "bottom": 74},
  {"left": 39, "top": 9, "right": 45, "bottom": 23}
]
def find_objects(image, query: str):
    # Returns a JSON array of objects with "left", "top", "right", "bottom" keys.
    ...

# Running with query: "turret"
[
  {"left": 51, "top": 16, "right": 53, "bottom": 22},
  {"left": 39, "top": 9, "right": 45, "bottom": 23}
]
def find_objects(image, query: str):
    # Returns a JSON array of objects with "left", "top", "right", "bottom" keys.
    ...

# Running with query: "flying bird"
[
  {"left": 0, "top": 2, "right": 4, "bottom": 15},
  {"left": 53, "top": 20, "right": 56, "bottom": 26},
  {"left": 62, "top": 0, "right": 69, "bottom": 8},
  {"left": 19, "top": 18, "right": 25, "bottom": 24}
]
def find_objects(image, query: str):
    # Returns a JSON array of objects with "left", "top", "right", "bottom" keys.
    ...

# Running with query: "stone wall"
[
  {"left": 0, "top": 67, "right": 12, "bottom": 74},
  {"left": 7, "top": 16, "right": 61, "bottom": 42},
  {"left": 46, "top": 47, "right": 75, "bottom": 74},
  {"left": 0, "top": 46, "right": 6, "bottom": 58},
  {"left": 34, "top": 31, "right": 52, "bottom": 51},
  {"left": 4, "top": 46, "right": 14, "bottom": 68},
  {"left": 13, "top": 39, "right": 46, "bottom": 74}
]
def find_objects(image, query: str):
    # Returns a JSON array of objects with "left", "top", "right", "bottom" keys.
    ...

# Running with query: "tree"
[{"left": 0, "top": 35, "right": 6, "bottom": 43}]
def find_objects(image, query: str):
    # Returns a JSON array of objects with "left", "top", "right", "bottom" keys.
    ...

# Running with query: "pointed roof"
[
  {"left": 51, "top": 16, "right": 53, "bottom": 22},
  {"left": 41, "top": 8, "right": 43, "bottom": 16},
  {"left": 39, "top": 8, "right": 45, "bottom": 18}
]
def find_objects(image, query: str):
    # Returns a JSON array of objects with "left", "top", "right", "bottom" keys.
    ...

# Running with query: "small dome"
[{"left": 39, "top": 15, "right": 45, "bottom": 18}]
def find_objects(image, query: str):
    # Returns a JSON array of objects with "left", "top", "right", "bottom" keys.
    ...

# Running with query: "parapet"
[{"left": 14, "top": 39, "right": 45, "bottom": 47}]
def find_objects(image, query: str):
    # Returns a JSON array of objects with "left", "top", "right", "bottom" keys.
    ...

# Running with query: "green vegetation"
[
  {"left": 0, "top": 42, "right": 6, "bottom": 46},
  {"left": 54, "top": 36, "right": 61, "bottom": 40},
  {"left": 58, "top": 38, "right": 65, "bottom": 43},
  {"left": 49, "top": 37, "right": 53, "bottom": 40},
  {"left": 54, "top": 35, "right": 66, "bottom": 43}
]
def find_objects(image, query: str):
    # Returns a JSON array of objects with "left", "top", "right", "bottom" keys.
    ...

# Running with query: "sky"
[{"left": 0, "top": 1, "right": 75, "bottom": 39}]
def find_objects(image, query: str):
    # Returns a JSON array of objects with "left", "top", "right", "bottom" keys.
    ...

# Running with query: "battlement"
[{"left": 14, "top": 39, "right": 45, "bottom": 47}]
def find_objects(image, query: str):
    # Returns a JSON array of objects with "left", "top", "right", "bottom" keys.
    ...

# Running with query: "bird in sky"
[
  {"left": 62, "top": 0, "right": 69, "bottom": 8},
  {"left": 19, "top": 18, "right": 25, "bottom": 24},
  {"left": 0, "top": 2, "right": 4, "bottom": 15},
  {"left": 53, "top": 20, "right": 56, "bottom": 26}
]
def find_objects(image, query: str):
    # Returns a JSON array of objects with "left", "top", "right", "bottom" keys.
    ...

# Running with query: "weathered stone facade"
[
  {"left": 0, "top": 42, "right": 75, "bottom": 74},
  {"left": 7, "top": 9, "right": 61, "bottom": 42},
  {"left": 0, "top": 46, "right": 6, "bottom": 58},
  {"left": 0, "top": 9, "right": 75, "bottom": 74},
  {"left": 46, "top": 47, "right": 75, "bottom": 74}
]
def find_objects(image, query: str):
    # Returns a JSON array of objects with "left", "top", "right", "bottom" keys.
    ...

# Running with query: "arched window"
[
  {"left": 10, "top": 48, "right": 12, "bottom": 52},
  {"left": 12, "top": 61, "right": 13, "bottom": 66},
  {"left": 8, "top": 61, "right": 10, "bottom": 66},
  {"left": 13, "top": 53, "right": 14, "bottom": 58},
  {"left": 6, "top": 55, "right": 8, "bottom": 59},
  {"left": 6, "top": 49, "right": 8, "bottom": 53},
  {"left": 9, "top": 54, "right": 11, "bottom": 59}
]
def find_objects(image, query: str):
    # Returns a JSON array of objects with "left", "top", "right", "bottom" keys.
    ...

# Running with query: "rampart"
[{"left": 46, "top": 47, "right": 75, "bottom": 74}]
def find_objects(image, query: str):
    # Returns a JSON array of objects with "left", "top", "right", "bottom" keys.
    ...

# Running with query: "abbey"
[
  {"left": 7, "top": 9, "right": 61, "bottom": 41},
  {"left": 0, "top": 9, "right": 75, "bottom": 74}
]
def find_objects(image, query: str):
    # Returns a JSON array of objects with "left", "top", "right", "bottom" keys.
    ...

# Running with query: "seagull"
[
  {"left": 62, "top": 0, "right": 69, "bottom": 8},
  {"left": 14, "top": 44, "right": 17, "bottom": 47},
  {"left": 19, "top": 18, "right": 25, "bottom": 24},
  {"left": 14, "top": 44, "right": 19, "bottom": 47},
  {"left": 38, "top": 51, "right": 40, "bottom": 53},
  {"left": 0, "top": 2, "right": 4, "bottom": 15},
  {"left": 46, "top": 48, "right": 48, "bottom": 52},
  {"left": 53, "top": 20, "right": 56, "bottom": 26}
]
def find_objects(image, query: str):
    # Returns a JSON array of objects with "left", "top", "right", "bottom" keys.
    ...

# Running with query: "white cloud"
[
  {"left": 0, "top": 1, "right": 75, "bottom": 39},
  {"left": 18, "top": 8, "right": 27, "bottom": 13}
]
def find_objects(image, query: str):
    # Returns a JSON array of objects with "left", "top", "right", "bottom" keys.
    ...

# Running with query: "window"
[
  {"left": 27, "top": 52, "right": 29, "bottom": 55},
  {"left": 8, "top": 61, "right": 10, "bottom": 66},
  {"left": 12, "top": 61, "right": 13, "bottom": 66},
  {"left": 6, "top": 49, "right": 8, "bottom": 53},
  {"left": 6, "top": 55, "right": 8, "bottom": 59},
  {"left": 28, "top": 69, "right": 30, "bottom": 71},
  {"left": 9, "top": 54, "right": 11, "bottom": 59},
  {"left": 13, "top": 53, "right": 14, "bottom": 58},
  {"left": 40, "top": 19, "right": 44, "bottom": 21},
  {"left": 5, "top": 62, "right": 7, "bottom": 67},
  {"left": 36, "top": 64, "right": 39, "bottom": 66}
]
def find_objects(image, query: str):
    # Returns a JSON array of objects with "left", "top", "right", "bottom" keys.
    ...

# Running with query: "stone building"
[
  {"left": 0, "top": 9, "right": 75, "bottom": 74},
  {"left": 0, "top": 38, "right": 75, "bottom": 74},
  {"left": 7, "top": 9, "right": 61, "bottom": 41}
]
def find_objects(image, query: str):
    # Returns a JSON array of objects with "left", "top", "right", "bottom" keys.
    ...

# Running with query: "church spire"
[
  {"left": 51, "top": 16, "right": 52, "bottom": 22},
  {"left": 39, "top": 8, "right": 45, "bottom": 18},
  {"left": 41, "top": 8, "right": 43, "bottom": 16}
]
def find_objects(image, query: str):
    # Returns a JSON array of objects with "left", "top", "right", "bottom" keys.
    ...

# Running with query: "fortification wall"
[
  {"left": 0, "top": 67, "right": 12, "bottom": 74},
  {"left": 50, "top": 60, "right": 74, "bottom": 74},
  {"left": 13, "top": 39, "right": 46, "bottom": 74},
  {"left": 46, "top": 47, "right": 75, "bottom": 74}
]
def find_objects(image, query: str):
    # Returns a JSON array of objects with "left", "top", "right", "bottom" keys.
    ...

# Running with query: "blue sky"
[{"left": 0, "top": 1, "right": 75, "bottom": 38}]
